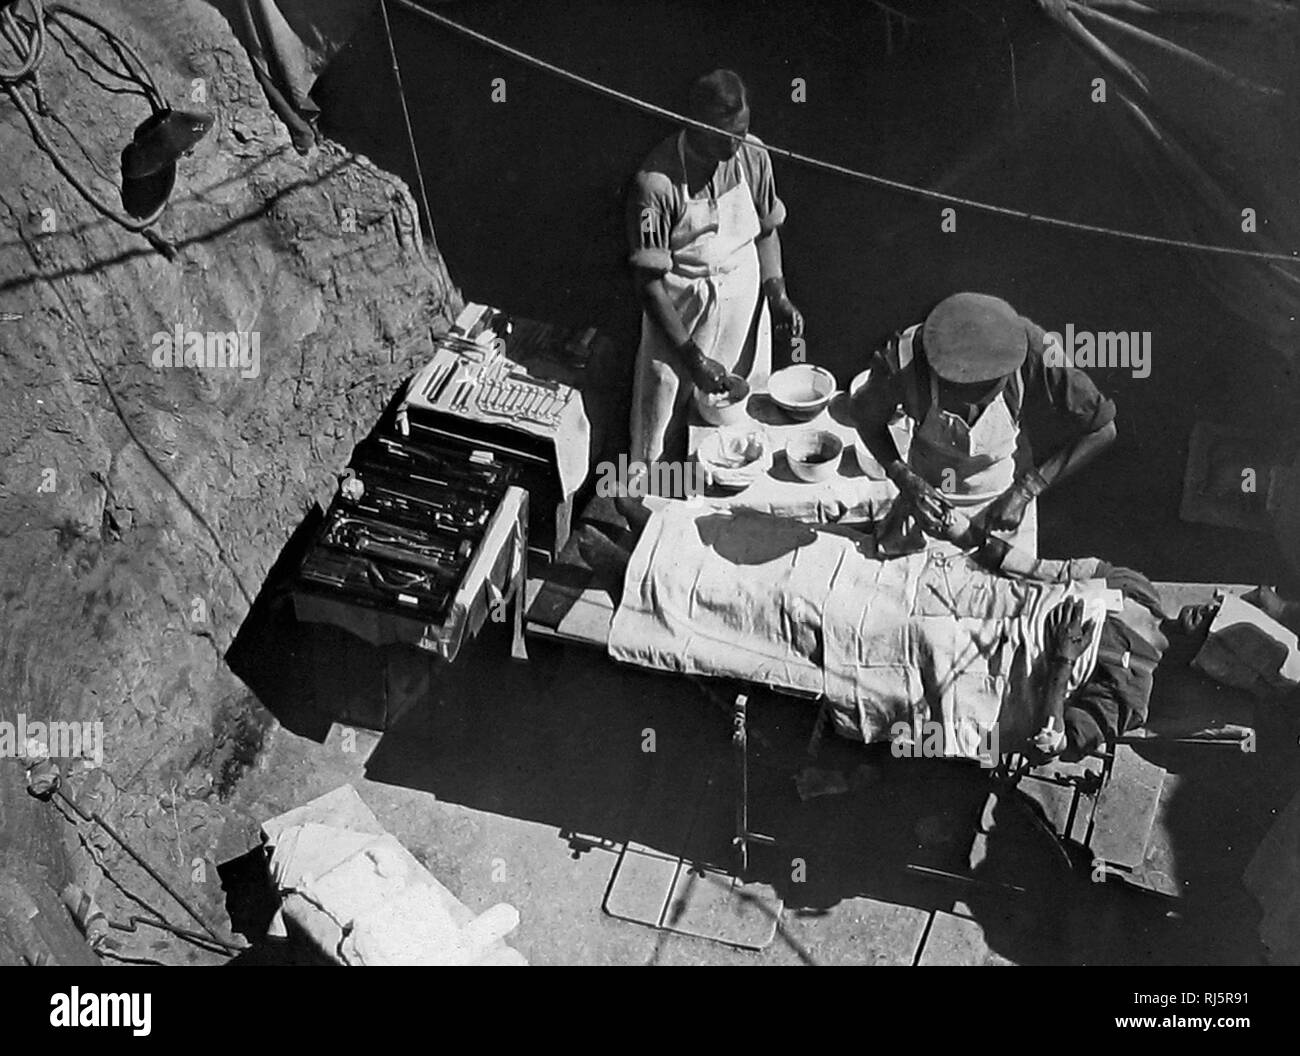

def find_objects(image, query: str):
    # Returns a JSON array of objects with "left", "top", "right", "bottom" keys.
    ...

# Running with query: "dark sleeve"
[
  {"left": 744, "top": 137, "right": 787, "bottom": 235},
  {"left": 1062, "top": 706, "right": 1106, "bottom": 762},
  {"left": 1062, "top": 569, "right": 1166, "bottom": 760},
  {"left": 627, "top": 170, "right": 676, "bottom": 274},
  {"left": 1021, "top": 324, "right": 1117, "bottom": 434},
  {"left": 1063, "top": 633, "right": 1127, "bottom": 761}
]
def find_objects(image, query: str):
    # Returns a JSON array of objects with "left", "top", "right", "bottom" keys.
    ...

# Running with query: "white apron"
[
  {"left": 630, "top": 133, "right": 772, "bottom": 467},
  {"left": 898, "top": 326, "right": 1039, "bottom": 555}
]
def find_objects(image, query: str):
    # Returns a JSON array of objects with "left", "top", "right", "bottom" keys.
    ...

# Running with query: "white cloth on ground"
[{"left": 261, "top": 785, "right": 527, "bottom": 965}]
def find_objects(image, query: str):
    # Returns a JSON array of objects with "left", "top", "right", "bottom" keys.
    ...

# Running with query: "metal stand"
[{"left": 731, "top": 692, "right": 775, "bottom": 876}]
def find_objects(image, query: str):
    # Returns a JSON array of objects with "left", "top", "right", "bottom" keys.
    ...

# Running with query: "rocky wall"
[{"left": 0, "top": 0, "right": 459, "bottom": 962}]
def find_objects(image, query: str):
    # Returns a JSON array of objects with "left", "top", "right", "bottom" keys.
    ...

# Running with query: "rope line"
[
  {"left": 379, "top": 0, "right": 441, "bottom": 258},
  {"left": 388, "top": 0, "right": 1298, "bottom": 266}
]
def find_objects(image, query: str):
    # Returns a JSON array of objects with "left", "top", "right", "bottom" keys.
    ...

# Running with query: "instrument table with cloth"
[
  {"left": 687, "top": 381, "right": 1038, "bottom": 551},
  {"left": 686, "top": 390, "right": 895, "bottom": 525},
  {"left": 524, "top": 499, "right": 1258, "bottom": 883},
  {"left": 395, "top": 306, "right": 600, "bottom": 560}
]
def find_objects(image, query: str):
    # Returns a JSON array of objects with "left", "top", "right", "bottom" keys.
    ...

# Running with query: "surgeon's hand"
[
  {"left": 984, "top": 469, "right": 1048, "bottom": 532},
  {"left": 886, "top": 460, "right": 952, "bottom": 536},
  {"left": 936, "top": 507, "right": 977, "bottom": 546},
  {"left": 1045, "top": 597, "right": 1096, "bottom": 664},
  {"left": 769, "top": 293, "right": 804, "bottom": 338},
  {"left": 763, "top": 277, "right": 804, "bottom": 339},
  {"left": 983, "top": 485, "right": 1031, "bottom": 532},
  {"left": 678, "top": 339, "right": 729, "bottom": 394}
]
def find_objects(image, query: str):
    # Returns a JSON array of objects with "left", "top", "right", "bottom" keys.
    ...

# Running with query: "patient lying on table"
[{"left": 607, "top": 500, "right": 1260, "bottom": 765}]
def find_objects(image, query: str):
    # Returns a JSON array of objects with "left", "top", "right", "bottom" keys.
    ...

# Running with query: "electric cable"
[{"left": 0, "top": 2, "right": 180, "bottom": 251}]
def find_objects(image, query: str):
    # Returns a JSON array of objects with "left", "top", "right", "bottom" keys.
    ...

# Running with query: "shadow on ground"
[{"left": 225, "top": 496, "right": 1296, "bottom": 965}]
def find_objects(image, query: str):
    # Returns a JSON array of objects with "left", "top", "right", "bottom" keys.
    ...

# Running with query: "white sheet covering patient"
[{"left": 608, "top": 502, "right": 1117, "bottom": 761}]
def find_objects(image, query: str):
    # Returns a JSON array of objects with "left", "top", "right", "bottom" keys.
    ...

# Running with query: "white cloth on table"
[
  {"left": 686, "top": 393, "right": 894, "bottom": 524},
  {"left": 691, "top": 453, "right": 890, "bottom": 525},
  {"left": 608, "top": 503, "right": 1115, "bottom": 759}
]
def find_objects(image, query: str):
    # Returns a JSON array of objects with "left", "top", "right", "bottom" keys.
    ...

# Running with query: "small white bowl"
[
  {"left": 786, "top": 430, "right": 844, "bottom": 483},
  {"left": 849, "top": 368, "right": 872, "bottom": 398},
  {"left": 852, "top": 434, "right": 884, "bottom": 477},
  {"left": 768, "top": 364, "right": 836, "bottom": 421},
  {"left": 697, "top": 428, "right": 771, "bottom": 493},
  {"left": 695, "top": 374, "right": 751, "bottom": 427}
]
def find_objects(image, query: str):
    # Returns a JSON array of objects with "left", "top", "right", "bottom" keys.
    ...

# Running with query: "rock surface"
[{"left": 0, "top": 0, "right": 458, "bottom": 962}]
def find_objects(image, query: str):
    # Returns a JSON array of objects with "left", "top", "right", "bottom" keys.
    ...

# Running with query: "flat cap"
[{"left": 922, "top": 292, "right": 1029, "bottom": 383}]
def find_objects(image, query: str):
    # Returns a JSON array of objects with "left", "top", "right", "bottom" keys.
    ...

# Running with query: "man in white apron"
[
  {"left": 626, "top": 70, "right": 802, "bottom": 482},
  {"left": 852, "top": 292, "right": 1119, "bottom": 557}
]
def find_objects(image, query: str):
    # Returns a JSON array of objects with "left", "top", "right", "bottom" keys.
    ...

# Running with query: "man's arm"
[
  {"left": 756, "top": 228, "right": 782, "bottom": 283},
  {"left": 985, "top": 418, "right": 1117, "bottom": 532},
  {"left": 633, "top": 268, "right": 728, "bottom": 393},
  {"left": 943, "top": 509, "right": 1100, "bottom": 583},
  {"left": 756, "top": 231, "right": 804, "bottom": 338},
  {"left": 748, "top": 139, "right": 801, "bottom": 338},
  {"left": 985, "top": 331, "right": 1119, "bottom": 531},
  {"left": 851, "top": 355, "right": 906, "bottom": 472},
  {"left": 1037, "top": 598, "right": 1095, "bottom": 758},
  {"left": 941, "top": 513, "right": 1101, "bottom": 759},
  {"left": 635, "top": 267, "right": 692, "bottom": 350},
  {"left": 628, "top": 171, "right": 691, "bottom": 352},
  {"left": 1028, "top": 419, "right": 1118, "bottom": 493},
  {"left": 858, "top": 420, "right": 906, "bottom": 476},
  {"left": 1038, "top": 655, "right": 1076, "bottom": 758},
  {"left": 627, "top": 168, "right": 728, "bottom": 393},
  {"left": 852, "top": 347, "right": 954, "bottom": 534}
]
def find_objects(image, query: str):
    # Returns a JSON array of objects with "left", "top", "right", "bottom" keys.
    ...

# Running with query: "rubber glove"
[
  {"left": 984, "top": 467, "right": 1048, "bottom": 532},
  {"left": 885, "top": 460, "right": 953, "bottom": 536},
  {"left": 678, "top": 338, "right": 728, "bottom": 394}
]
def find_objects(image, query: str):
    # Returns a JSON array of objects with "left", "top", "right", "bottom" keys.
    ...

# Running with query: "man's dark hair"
[{"left": 688, "top": 69, "right": 748, "bottom": 119}]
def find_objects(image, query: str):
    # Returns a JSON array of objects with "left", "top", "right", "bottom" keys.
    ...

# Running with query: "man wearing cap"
[
  {"left": 852, "top": 292, "right": 1118, "bottom": 555},
  {"left": 626, "top": 69, "right": 802, "bottom": 474}
]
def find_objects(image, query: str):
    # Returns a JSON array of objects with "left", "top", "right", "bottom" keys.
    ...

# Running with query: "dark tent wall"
[{"left": 312, "top": 0, "right": 1300, "bottom": 585}]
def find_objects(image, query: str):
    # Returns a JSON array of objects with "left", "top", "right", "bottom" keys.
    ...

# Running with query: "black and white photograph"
[{"left": 1, "top": 0, "right": 1297, "bottom": 998}]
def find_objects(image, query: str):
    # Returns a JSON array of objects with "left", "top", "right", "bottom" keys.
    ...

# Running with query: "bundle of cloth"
[
  {"left": 260, "top": 785, "right": 527, "bottom": 966},
  {"left": 608, "top": 501, "right": 1181, "bottom": 762}
]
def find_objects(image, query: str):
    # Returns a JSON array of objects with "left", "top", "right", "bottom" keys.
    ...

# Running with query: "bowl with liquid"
[{"left": 785, "top": 430, "right": 844, "bottom": 483}]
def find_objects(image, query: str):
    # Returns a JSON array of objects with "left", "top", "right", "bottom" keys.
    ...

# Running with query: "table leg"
[
  {"left": 510, "top": 496, "right": 529, "bottom": 662},
  {"left": 733, "top": 692, "right": 749, "bottom": 876},
  {"left": 510, "top": 549, "right": 528, "bottom": 662}
]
